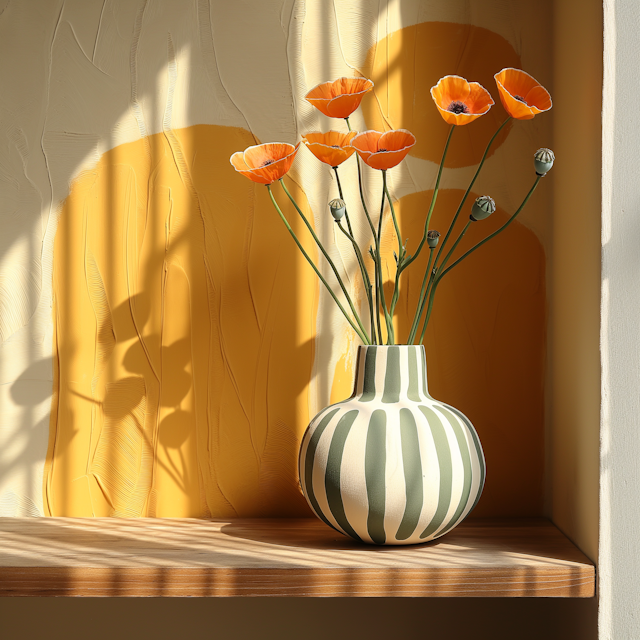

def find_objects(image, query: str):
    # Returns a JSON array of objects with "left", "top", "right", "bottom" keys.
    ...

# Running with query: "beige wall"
[
  {"left": 548, "top": 0, "right": 602, "bottom": 564},
  {"left": 0, "top": 0, "right": 602, "bottom": 637}
]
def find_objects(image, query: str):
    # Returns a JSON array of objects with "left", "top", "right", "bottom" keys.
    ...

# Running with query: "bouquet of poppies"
[{"left": 230, "top": 69, "right": 553, "bottom": 346}]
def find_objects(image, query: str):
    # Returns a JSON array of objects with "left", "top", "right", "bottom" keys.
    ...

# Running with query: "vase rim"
[{"left": 357, "top": 344, "right": 425, "bottom": 348}]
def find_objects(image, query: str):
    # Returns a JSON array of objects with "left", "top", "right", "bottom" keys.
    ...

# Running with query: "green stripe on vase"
[
  {"left": 395, "top": 408, "right": 423, "bottom": 541},
  {"left": 442, "top": 402, "right": 486, "bottom": 515},
  {"left": 302, "top": 407, "right": 342, "bottom": 532},
  {"left": 365, "top": 409, "right": 387, "bottom": 544},
  {"left": 324, "top": 410, "right": 361, "bottom": 540},
  {"left": 433, "top": 405, "right": 473, "bottom": 535},
  {"left": 382, "top": 346, "right": 400, "bottom": 403},
  {"left": 418, "top": 405, "right": 453, "bottom": 540},
  {"left": 359, "top": 348, "right": 377, "bottom": 402},
  {"left": 407, "top": 348, "right": 421, "bottom": 402}
]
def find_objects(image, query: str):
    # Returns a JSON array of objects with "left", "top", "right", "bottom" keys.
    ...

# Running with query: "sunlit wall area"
[{"left": 0, "top": 0, "right": 554, "bottom": 520}]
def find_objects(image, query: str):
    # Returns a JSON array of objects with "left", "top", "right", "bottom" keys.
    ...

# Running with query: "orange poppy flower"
[
  {"left": 230, "top": 142, "right": 300, "bottom": 185},
  {"left": 305, "top": 77, "right": 374, "bottom": 119},
  {"left": 350, "top": 129, "right": 416, "bottom": 170},
  {"left": 494, "top": 68, "right": 552, "bottom": 120},
  {"left": 430, "top": 75, "right": 494, "bottom": 126},
  {"left": 302, "top": 131, "right": 357, "bottom": 167}
]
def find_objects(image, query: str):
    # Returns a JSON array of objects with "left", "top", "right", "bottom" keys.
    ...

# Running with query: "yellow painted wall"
[
  {"left": 45, "top": 125, "right": 318, "bottom": 517},
  {"left": 46, "top": 123, "right": 547, "bottom": 517}
]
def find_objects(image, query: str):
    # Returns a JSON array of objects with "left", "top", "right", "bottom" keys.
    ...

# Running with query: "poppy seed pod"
[
  {"left": 470, "top": 196, "right": 496, "bottom": 221},
  {"left": 329, "top": 198, "right": 346, "bottom": 221},
  {"left": 427, "top": 230, "right": 441, "bottom": 248},
  {"left": 534, "top": 148, "right": 555, "bottom": 176}
]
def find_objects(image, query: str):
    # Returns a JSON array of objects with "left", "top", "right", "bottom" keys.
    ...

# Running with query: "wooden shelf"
[{"left": 0, "top": 517, "right": 594, "bottom": 597}]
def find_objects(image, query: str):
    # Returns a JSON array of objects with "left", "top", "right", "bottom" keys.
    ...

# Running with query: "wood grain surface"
[{"left": 0, "top": 518, "right": 595, "bottom": 597}]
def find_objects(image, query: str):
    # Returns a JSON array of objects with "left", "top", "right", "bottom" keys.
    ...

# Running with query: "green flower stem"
[
  {"left": 346, "top": 116, "right": 382, "bottom": 342},
  {"left": 362, "top": 159, "right": 383, "bottom": 343},
  {"left": 416, "top": 220, "right": 471, "bottom": 344},
  {"left": 280, "top": 180, "right": 371, "bottom": 344},
  {"left": 407, "top": 246, "right": 436, "bottom": 345},
  {"left": 439, "top": 220, "right": 472, "bottom": 275},
  {"left": 438, "top": 175, "right": 542, "bottom": 283},
  {"left": 383, "top": 170, "right": 403, "bottom": 258},
  {"left": 369, "top": 247, "right": 384, "bottom": 345},
  {"left": 337, "top": 220, "right": 376, "bottom": 344},
  {"left": 267, "top": 185, "right": 370, "bottom": 345},
  {"left": 346, "top": 117, "right": 378, "bottom": 241},
  {"left": 418, "top": 175, "right": 541, "bottom": 343},
  {"left": 384, "top": 171, "right": 403, "bottom": 320},
  {"left": 375, "top": 179, "right": 394, "bottom": 344},
  {"left": 420, "top": 219, "right": 472, "bottom": 338},
  {"left": 346, "top": 116, "right": 384, "bottom": 342},
  {"left": 432, "top": 117, "right": 511, "bottom": 277},
  {"left": 400, "top": 124, "right": 455, "bottom": 273},
  {"left": 333, "top": 167, "right": 354, "bottom": 237},
  {"left": 334, "top": 166, "right": 375, "bottom": 336}
]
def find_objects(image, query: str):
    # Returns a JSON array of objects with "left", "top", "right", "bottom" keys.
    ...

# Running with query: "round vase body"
[{"left": 299, "top": 345, "right": 485, "bottom": 545}]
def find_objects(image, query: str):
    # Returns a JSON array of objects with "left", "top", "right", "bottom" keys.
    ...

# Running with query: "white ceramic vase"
[{"left": 298, "top": 345, "right": 485, "bottom": 545}]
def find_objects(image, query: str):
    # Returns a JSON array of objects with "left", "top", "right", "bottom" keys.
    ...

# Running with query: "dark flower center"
[
  {"left": 331, "top": 145, "right": 341, "bottom": 148},
  {"left": 447, "top": 101, "right": 469, "bottom": 114},
  {"left": 260, "top": 159, "right": 275, "bottom": 167},
  {"left": 378, "top": 148, "right": 388, "bottom": 153},
  {"left": 514, "top": 95, "right": 528, "bottom": 104}
]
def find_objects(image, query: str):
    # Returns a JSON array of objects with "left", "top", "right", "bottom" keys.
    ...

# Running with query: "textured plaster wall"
[
  {"left": 0, "top": 0, "right": 553, "bottom": 519},
  {"left": 0, "top": 0, "right": 607, "bottom": 638}
]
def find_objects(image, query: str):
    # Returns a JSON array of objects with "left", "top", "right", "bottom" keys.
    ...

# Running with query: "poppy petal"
[
  {"left": 302, "top": 131, "right": 357, "bottom": 166},
  {"left": 432, "top": 76, "right": 471, "bottom": 107},
  {"left": 252, "top": 143, "right": 300, "bottom": 183},
  {"left": 230, "top": 143, "right": 299, "bottom": 184},
  {"left": 351, "top": 129, "right": 416, "bottom": 170},
  {"left": 524, "top": 85, "right": 552, "bottom": 112},
  {"left": 499, "top": 91, "right": 536, "bottom": 119},
  {"left": 495, "top": 68, "right": 552, "bottom": 120},
  {"left": 431, "top": 77, "right": 492, "bottom": 126},
  {"left": 496, "top": 68, "right": 538, "bottom": 98},
  {"left": 229, "top": 151, "right": 270, "bottom": 184},
  {"left": 230, "top": 151, "right": 250, "bottom": 172},
  {"left": 466, "top": 82, "right": 495, "bottom": 113},
  {"left": 351, "top": 130, "right": 383, "bottom": 154},
  {"left": 365, "top": 148, "right": 412, "bottom": 170},
  {"left": 432, "top": 101, "right": 464, "bottom": 126},
  {"left": 244, "top": 143, "right": 296, "bottom": 169},
  {"left": 306, "top": 144, "right": 355, "bottom": 166},
  {"left": 305, "top": 77, "right": 374, "bottom": 118},
  {"left": 378, "top": 129, "right": 416, "bottom": 152},
  {"left": 230, "top": 151, "right": 272, "bottom": 184},
  {"left": 324, "top": 94, "right": 364, "bottom": 119}
]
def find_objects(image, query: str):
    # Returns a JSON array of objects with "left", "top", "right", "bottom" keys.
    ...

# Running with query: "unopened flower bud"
[
  {"left": 427, "top": 230, "right": 441, "bottom": 248},
  {"left": 329, "top": 198, "right": 346, "bottom": 220},
  {"left": 470, "top": 196, "right": 495, "bottom": 222},
  {"left": 534, "top": 148, "right": 555, "bottom": 176}
]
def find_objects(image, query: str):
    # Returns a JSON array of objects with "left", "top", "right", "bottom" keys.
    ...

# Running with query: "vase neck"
[{"left": 353, "top": 345, "right": 428, "bottom": 402}]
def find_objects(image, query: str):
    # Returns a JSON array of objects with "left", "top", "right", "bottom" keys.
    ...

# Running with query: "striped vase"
[{"left": 299, "top": 345, "right": 485, "bottom": 545}]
